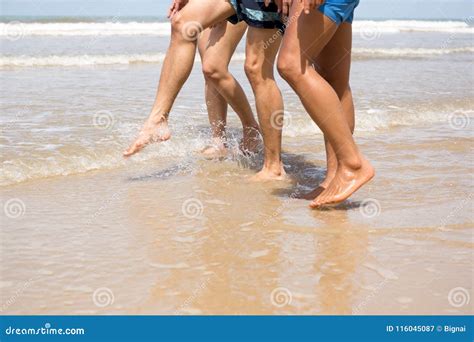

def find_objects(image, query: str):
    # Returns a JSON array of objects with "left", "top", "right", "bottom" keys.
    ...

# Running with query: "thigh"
[
  {"left": 204, "top": 21, "right": 247, "bottom": 66},
  {"left": 314, "top": 22, "right": 352, "bottom": 88},
  {"left": 280, "top": 1, "right": 338, "bottom": 69},
  {"left": 245, "top": 26, "right": 281, "bottom": 76},
  {"left": 177, "top": 0, "right": 236, "bottom": 30},
  {"left": 197, "top": 28, "right": 212, "bottom": 59}
]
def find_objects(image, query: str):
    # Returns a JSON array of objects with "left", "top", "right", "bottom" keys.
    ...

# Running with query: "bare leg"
[
  {"left": 277, "top": 2, "right": 374, "bottom": 206},
  {"left": 244, "top": 27, "right": 285, "bottom": 181},
  {"left": 201, "top": 21, "right": 260, "bottom": 156},
  {"left": 300, "top": 22, "right": 355, "bottom": 200},
  {"left": 198, "top": 27, "right": 229, "bottom": 158},
  {"left": 123, "top": 0, "right": 236, "bottom": 157}
]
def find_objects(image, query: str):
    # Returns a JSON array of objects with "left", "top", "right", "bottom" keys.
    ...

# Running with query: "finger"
[
  {"left": 304, "top": 0, "right": 311, "bottom": 14},
  {"left": 283, "top": 1, "right": 290, "bottom": 16},
  {"left": 264, "top": 0, "right": 271, "bottom": 7},
  {"left": 275, "top": 0, "right": 282, "bottom": 13}
]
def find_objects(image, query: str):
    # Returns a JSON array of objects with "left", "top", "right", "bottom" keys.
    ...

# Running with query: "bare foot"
[
  {"left": 239, "top": 125, "right": 261, "bottom": 155},
  {"left": 299, "top": 186, "right": 325, "bottom": 200},
  {"left": 250, "top": 163, "right": 287, "bottom": 182},
  {"left": 310, "top": 157, "right": 375, "bottom": 208},
  {"left": 201, "top": 138, "right": 228, "bottom": 159},
  {"left": 300, "top": 168, "right": 336, "bottom": 200},
  {"left": 123, "top": 117, "right": 171, "bottom": 157}
]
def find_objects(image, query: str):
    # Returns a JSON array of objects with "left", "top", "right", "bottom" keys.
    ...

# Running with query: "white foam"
[
  {"left": 354, "top": 47, "right": 474, "bottom": 58},
  {"left": 1, "top": 46, "right": 472, "bottom": 68},
  {"left": 0, "top": 22, "right": 171, "bottom": 37},
  {"left": 353, "top": 20, "right": 474, "bottom": 34},
  {"left": 0, "top": 20, "right": 472, "bottom": 37},
  {"left": 0, "top": 53, "right": 168, "bottom": 67},
  {"left": 2, "top": 108, "right": 471, "bottom": 187}
]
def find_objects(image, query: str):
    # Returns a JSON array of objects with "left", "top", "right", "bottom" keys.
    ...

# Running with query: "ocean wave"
[
  {"left": 1, "top": 47, "right": 472, "bottom": 68},
  {"left": 353, "top": 20, "right": 473, "bottom": 34},
  {"left": 0, "top": 53, "right": 168, "bottom": 67},
  {"left": 0, "top": 20, "right": 472, "bottom": 37},
  {"left": 354, "top": 47, "right": 474, "bottom": 58},
  {"left": 1, "top": 107, "right": 472, "bottom": 186}
]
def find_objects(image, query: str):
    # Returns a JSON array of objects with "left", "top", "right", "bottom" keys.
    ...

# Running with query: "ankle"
[
  {"left": 263, "top": 161, "right": 284, "bottom": 175},
  {"left": 339, "top": 156, "right": 362, "bottom": 171},
  {"left": 242, "top": 122, "right": 259, "bottom": 132}
]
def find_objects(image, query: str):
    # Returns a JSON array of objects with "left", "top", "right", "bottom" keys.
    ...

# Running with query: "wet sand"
[{"left": 1, "top": 123, "right": 472, "bottom": 315}]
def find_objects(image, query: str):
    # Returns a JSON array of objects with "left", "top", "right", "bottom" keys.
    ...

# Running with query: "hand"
[
  {"left": 301, "top": 0, "right": 325, "bottom": 15},
  {"left": 167, "top": 0, "right": 189, "bottom": 18},
  {"left": 270, "top": 0, "right": 294, "bottom": 17}
]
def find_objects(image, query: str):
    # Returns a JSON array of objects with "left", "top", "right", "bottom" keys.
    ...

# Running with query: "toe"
[{"left": 123, "top": 141, "right": 142, "bottom": 157}]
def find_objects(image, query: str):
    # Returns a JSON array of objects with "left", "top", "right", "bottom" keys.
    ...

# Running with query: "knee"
[
  {"left": 170, "top": 15, "right": 184, "bottom": 36},
  {"left": 277, "top": 53, "right": 300, "bottom": 84},
  {"left": 202, "top": 60, "right": 228, "bottom": 82},
  {"left": 171, "top": 15, "right": 201, "bottom": 41},
  {"left": 244, "top": 59, "right": 262, "bottom": 86}
]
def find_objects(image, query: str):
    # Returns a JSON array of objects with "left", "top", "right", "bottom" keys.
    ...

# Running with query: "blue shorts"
[
  {"left": 228, "top": 0, "right": 284, "bottom": 31},
  {"left": 318, "top": 0, "right": 360, "bottom": 25}
]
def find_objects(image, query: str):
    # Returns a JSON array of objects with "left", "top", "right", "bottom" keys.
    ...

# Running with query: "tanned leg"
[
  {"left": 277, "top": 2, "right": 374, "bottom": 207},
  {"left": 201, "top": 21, "right": 260, "bottom": 156},
  {"left": 300, "top": 22, "right": 355, "bottom": 200},
  {"left": 123, "top": 0, "right": 236, "bottom": 157},
  {"left": 244, "top": 27, "right": 285, "bottom": 181},
  {"left": 198, "top": 27, "right": 229, "bottom": 158}
]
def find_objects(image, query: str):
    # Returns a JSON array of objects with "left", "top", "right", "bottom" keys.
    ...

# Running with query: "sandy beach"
[{"left": 1, "top": 17, "right": 473, "bottom": 315}]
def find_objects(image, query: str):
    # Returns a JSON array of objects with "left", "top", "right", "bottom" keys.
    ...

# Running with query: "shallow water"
[{"left": 1, "top": 19, "right": 473, "bottom": 314}]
